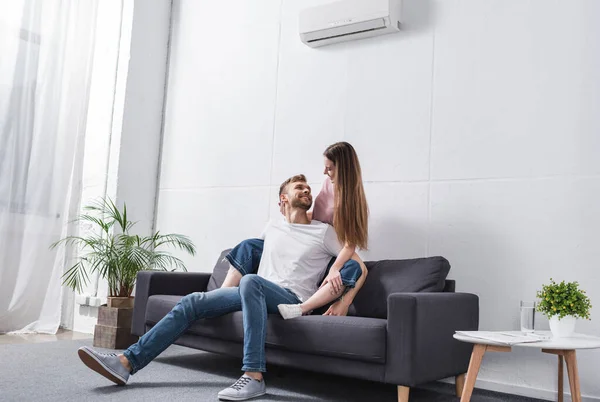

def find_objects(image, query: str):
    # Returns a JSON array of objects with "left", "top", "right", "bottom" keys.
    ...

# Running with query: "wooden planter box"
[
  {"left": 93, "top": 298, "right": 138, "bottom": 349},
  {"left": 107, "top": 296, "right": 134, "bottom": 309}
]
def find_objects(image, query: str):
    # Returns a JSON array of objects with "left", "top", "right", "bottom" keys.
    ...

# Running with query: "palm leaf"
[
  {"left": 61, "top": 261, "right": 91, "bottom": 294},
  {"left": 152, "top": 233, "right": 196, "bottom": 255}
]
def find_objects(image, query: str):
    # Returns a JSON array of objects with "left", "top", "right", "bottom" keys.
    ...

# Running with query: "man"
[{"left": 77, "top": 174, "right": 354, "bottom": 401}]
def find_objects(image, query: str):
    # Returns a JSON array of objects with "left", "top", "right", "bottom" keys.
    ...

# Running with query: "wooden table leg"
[
  {"left": 543, "top": 349, "right": 580, "bottom": 402},
  {"left": 564, "top": 350, "right": 581, "bottom": 402},
  {"left": 460, "top": 344, "right": 487, "bottom": 402},
  {"left": 460, "top": 344, "right": 511, "bottom": 402},
  {"left": 558, "top": 355, "right": 564, "bottom": 402},
  {"left": 456, "top": 373, "right": 466, "bottom": 398},
  {"left": 397, "top": 385, "right": 410, "bottom": 402}
]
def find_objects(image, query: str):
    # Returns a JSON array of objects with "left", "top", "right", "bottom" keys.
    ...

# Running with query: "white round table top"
[{"left": 454, "top": 331, "right": 600, "bottom": 350}]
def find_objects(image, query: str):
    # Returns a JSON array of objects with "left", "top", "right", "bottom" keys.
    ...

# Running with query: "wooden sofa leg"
[
  {"left": 456, "top": 373, "right": 466, "bottom": 397},
  {"left": 397, "top": 386, "right": 410, "bottom": 402}
]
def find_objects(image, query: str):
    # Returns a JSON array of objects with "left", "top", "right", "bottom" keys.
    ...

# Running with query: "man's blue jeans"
[
  {"left": 225, "top": 238, "right": 363, "bottom": 292},
  {"left": 123, "top": 274, "right": 300, "bottom": 374}
]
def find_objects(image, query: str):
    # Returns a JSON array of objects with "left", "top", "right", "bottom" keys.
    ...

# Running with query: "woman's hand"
[
  {"left": 323, "top": 300, "right": 349, "bottom": 316},
  {"left": 319, "top": 268, "right": 343, "bottom": 294}
]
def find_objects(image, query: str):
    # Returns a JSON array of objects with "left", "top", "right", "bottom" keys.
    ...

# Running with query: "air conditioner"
[{"left": 299, "top": 0, "right": 402, "bottom": 48}]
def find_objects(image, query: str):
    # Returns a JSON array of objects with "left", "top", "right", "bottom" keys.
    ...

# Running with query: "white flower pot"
[{"left": 549, "top": 315, "right": 577, "bottom": 338}]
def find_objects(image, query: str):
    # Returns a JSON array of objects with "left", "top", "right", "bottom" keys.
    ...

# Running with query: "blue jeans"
[
  {"left": 123, "top": 274, "right": 300, "bottom": 374},
  {"left": 225, "top": 239, "right": 363, "bottom": 292}
]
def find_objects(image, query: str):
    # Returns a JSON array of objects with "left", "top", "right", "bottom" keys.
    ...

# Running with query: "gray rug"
[{"left": 0, "top": 339, "right": 545, "bottom": 402}]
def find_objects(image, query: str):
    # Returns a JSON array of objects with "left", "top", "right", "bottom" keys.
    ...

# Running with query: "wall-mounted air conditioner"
[{"left": 299, "top": 0, "right": 402, "bottom": 48}]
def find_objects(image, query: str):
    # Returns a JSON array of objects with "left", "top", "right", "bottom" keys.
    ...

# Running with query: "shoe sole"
[
  {"left": 218, "top": 390, "right": 267, "bottom": 401},
  {"left": 78, "top": 347, "right": 127, "bottom": 386}
]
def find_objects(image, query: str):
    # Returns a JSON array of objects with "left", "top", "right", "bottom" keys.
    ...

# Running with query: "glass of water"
[{"left": 520, "top": 301, "right": 536, "bottom": 333}]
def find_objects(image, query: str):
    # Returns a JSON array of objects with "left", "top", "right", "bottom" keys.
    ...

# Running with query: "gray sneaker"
[
  {"left": 218, "top": 374, "right": 266, "bottom": 401},
  {"left": 77, "top": 346, "right": 130, "bottom": 385},
  {"left": 277, "top": 304, "right": 303, "bottom": 320}
]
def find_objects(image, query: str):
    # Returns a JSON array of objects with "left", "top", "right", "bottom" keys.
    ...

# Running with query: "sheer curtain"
[{"left": 0, "top": 0, "right": 99, "bottom": 333}]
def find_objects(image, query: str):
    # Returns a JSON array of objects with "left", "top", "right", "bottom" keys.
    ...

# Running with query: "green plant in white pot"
[
  {"left": 536, "top": 279, "right": 592, "bottom": 338},
  {"left": 51, "top": 198, "right": 196, "bottom": 306}
]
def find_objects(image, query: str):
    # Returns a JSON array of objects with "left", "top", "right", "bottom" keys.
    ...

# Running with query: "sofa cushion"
[
  {"left": 145, "top": 295, "right": 386, "bottom": 364},
  {"left": 206, "top": 249, "right": 232, "bottom": 291},
  {"left": 351, "top": 257, "right": 451, "bottom": 319}
]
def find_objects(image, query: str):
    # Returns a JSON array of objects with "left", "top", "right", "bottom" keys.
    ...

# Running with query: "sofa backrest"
[
  {"left": 207, "top": 250, "right": 451, "bottom": 319},
  {"left": 350, "top": 257, "right": 451, "bottom": 319}
]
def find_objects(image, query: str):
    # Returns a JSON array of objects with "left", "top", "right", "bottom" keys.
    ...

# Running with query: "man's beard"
[{"left": 291, "top": 197, "right": 312, "bottom": 211}]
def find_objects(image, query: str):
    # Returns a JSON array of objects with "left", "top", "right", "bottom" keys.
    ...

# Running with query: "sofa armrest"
[
  {"left": 384, "top": 292, "right": 479, "bottom": 386},
  {"left": 131, "top": 271, "right": 212, "bottom": 336}
]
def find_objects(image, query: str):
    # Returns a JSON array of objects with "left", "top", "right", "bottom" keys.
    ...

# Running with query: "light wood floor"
[{"left": 0, "top": 328, "right": 92, "bottom": 345}]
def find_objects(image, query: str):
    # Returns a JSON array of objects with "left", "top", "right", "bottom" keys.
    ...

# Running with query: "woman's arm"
[
  {"left": 331, "top": 243, "right": 354, "bottom": 270},
  {"left": 323, "top": 253, "right": 368, "bottom": 316},
  {"left": 319, "top": 243, "right": 355, "bottom": 293},
  {"left": 341, "top": 253, "right": 368, "bottom": 306}
]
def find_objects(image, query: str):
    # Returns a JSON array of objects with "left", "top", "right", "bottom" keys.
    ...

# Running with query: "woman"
[{"left": 222, "top": 142, "right": 369, "bottom": 318}]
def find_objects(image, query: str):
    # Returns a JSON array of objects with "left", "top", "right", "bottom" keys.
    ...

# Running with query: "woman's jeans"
[
  {"left": 225, "top": 238, "right": 363, "bottom": 295},
  {"left": 124, "top": 274, "right": 300, "bottom": 374}
]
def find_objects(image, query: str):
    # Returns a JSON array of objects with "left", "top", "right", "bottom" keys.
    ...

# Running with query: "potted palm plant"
[{"left": 52, "top": 198, "right": 196, "bottom": 347}]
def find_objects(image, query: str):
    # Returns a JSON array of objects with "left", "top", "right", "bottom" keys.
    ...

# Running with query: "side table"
[{"left": 454, "top": 331, "right": 600, "bottom": 402}]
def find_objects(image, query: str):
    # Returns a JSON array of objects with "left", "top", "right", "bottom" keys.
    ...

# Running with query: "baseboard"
[{"left": 440, "top": 378, "right": 600, "bottom": 402}]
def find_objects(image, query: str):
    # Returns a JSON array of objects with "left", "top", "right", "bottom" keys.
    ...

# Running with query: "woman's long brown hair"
[{"left": 324, "top": 142, "right": 369, "bottom": 250}]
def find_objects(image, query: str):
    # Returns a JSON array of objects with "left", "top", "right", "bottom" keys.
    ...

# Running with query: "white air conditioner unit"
[{"left": 299, "top": 0, "right": 402, "bottom": 48}]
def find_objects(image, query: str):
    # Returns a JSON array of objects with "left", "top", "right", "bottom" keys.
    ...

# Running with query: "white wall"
[{"left": 157, "top": 0, "right": 600, "bottom": 400}]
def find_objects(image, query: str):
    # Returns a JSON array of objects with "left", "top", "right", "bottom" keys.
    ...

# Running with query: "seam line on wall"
[
  {"left": 267, "top": 0, "right": 285, "bottom": 218},
  {"left": 427, "top": 22, "right": 437, "bottom": 257},
  {"left": 156, "top": 173, "right": 600, "bottom": 192}
]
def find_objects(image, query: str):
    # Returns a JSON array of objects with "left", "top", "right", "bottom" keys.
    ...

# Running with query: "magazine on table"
[{"left": 455, "top": 331, "right": 547, "bottom": 345}]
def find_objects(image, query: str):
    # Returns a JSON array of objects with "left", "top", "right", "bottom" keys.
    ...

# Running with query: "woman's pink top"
[{"left": 312, "top": 178, "right": 334, "bottom": 225}]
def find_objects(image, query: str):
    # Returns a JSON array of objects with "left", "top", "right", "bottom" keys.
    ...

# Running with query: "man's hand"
[
  {"left": 278, "top": 200, "right": 287, "bottom": 216},
  {"left": 319, "top": 268, "right": 343, "bottom": 295},
  {"left": 323, "top": 300, "right": 350, "bottom": 316}
]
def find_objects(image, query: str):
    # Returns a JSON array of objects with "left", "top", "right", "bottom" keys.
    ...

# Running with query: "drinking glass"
[{"left": 520, "top": 301, "right": 536, "bottom": 333}]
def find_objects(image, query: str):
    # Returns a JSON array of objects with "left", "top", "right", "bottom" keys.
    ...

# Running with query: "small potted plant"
[
  {"left": 536, "top": 278, "right": 592, "bottom": 338},
  {"left": 51, "top": 198, "right": 196, "bottom": 347}
]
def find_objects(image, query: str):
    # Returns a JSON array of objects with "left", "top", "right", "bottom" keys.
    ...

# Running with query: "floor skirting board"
[{"left": 440, "top": 378, "right": 600, "bottom": 402}]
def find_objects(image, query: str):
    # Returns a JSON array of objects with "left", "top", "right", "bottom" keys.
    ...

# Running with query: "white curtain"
[{"left": 0, "top": 0, "right": 99, "bottom": 333}]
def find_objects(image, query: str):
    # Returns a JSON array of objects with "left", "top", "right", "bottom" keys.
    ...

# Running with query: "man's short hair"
[{"left": 279, "top": 174, "right": 307, "bottom": 196}]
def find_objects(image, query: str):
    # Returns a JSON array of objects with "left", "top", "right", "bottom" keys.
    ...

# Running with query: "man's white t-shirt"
[{"left": 257, "top": 219, "right": 342, "bottom": 302}]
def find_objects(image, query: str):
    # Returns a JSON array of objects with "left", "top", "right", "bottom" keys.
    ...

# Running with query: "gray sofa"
[{"left": 131, "top": 250, "right": 479, "bottom": 402}]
